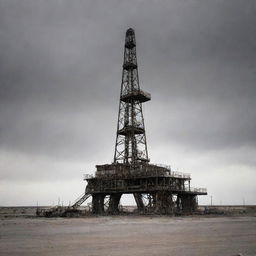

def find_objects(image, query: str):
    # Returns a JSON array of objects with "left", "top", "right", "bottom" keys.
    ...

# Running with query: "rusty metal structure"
[
  {"left": 74, "top": 28, "right": 208, "bottom": 215},
  {"left": 36, "top": 28, "right": 207, "bottom": 218},
  {"left": 67, "top": 28, "right": 207, "bottom": 215}
]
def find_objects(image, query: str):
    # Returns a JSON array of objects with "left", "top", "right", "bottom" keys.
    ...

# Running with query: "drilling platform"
[
  {"left": 78, "top": 28, "right": 207, "bottom": 215},
  {"left": 40, "top": 28, "right": 207, "bottom": 217}
]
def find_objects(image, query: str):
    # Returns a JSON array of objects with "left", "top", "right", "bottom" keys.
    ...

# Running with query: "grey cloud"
[{"left": 0, "top": 0, "right": 255, "bottom": 205}]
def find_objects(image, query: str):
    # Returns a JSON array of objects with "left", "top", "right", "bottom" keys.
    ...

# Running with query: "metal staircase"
[{"left": 71, "top": 193, "right": 91, "bottom": 209}]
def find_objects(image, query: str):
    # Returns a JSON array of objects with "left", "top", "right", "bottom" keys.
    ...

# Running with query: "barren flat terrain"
[{"left": 0, "top": 216, "right": 255, "bottom": 256}]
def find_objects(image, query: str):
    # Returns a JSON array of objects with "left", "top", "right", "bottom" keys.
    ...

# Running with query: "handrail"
[
  {"left": 185, "top": 187, "right": 207, "bottom": 193},
  {"left": 71, "top": 193, "right": 91, "bottom": 208},
  {"left": 153, "top": 163, "right": 171, "bottom": 170},
  {"left": 121, "top": 89, "right": 151, "bottom": 99},
  {"left": 83, "top": 174, "right": 94, "bottom": 180}
]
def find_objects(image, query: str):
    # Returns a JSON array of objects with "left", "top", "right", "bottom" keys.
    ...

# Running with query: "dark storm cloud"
[
  {"left": 0, "top": 0, "right": 255, "bottom": 204},
  {"left": 0, "top": 0, "right": 123, "bottom": 160},
  {"left": 139, "top": 0, "right": 256, "bottom": 152},
  {"left": 1, "top": 0, "right": 255, "bottom": 158}
]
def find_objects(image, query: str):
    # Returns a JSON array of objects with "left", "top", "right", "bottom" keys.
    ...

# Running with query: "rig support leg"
[
  {"left": 92, "top": 194, "right": 105, "bottom": 214},
  {"left": 108, "top": 193, "right": 122, "bottom": 214},
  {"left": 180, "top": 194, "right": 198, "bottom": 214},
  {"left": 133, "top": 193, "right": 145, "bottom": 212},
  {"left": 176, "top": 194, "right": 182, "bottom": 213},
  {"left": 154, "top": 191, "right": 174, "bottom": 214}
]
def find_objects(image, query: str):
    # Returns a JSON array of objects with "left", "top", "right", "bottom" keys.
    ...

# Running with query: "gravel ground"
[{"left": 0, "top": 216, "right": 255, "bottom": 256}]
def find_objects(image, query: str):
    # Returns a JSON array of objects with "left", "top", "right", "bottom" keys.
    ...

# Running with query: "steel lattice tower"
[{"left": 114, "top": 28, "right": 151, "bottom": 165}]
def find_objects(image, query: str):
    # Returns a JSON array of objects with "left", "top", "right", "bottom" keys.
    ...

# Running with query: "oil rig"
[
  {"left": 40, "top": 28, "right": 207, "bottom": 217},
  {"left": 78, "top": 28, "right": 207, "bottom": 215}
]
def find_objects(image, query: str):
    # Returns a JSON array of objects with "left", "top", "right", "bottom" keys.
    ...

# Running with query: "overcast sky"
[{"left": 0, "top": 0, "right": 255, "bottom": 206}]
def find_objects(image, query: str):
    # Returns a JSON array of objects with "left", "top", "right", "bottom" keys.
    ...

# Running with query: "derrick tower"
[{"left": 114, "top": 28, "right": 150, "bottom": 165}]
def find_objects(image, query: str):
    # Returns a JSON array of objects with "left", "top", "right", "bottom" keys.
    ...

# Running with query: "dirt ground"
[{"left": 0, "top": 216, "right": 255, "bottom": 256}]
